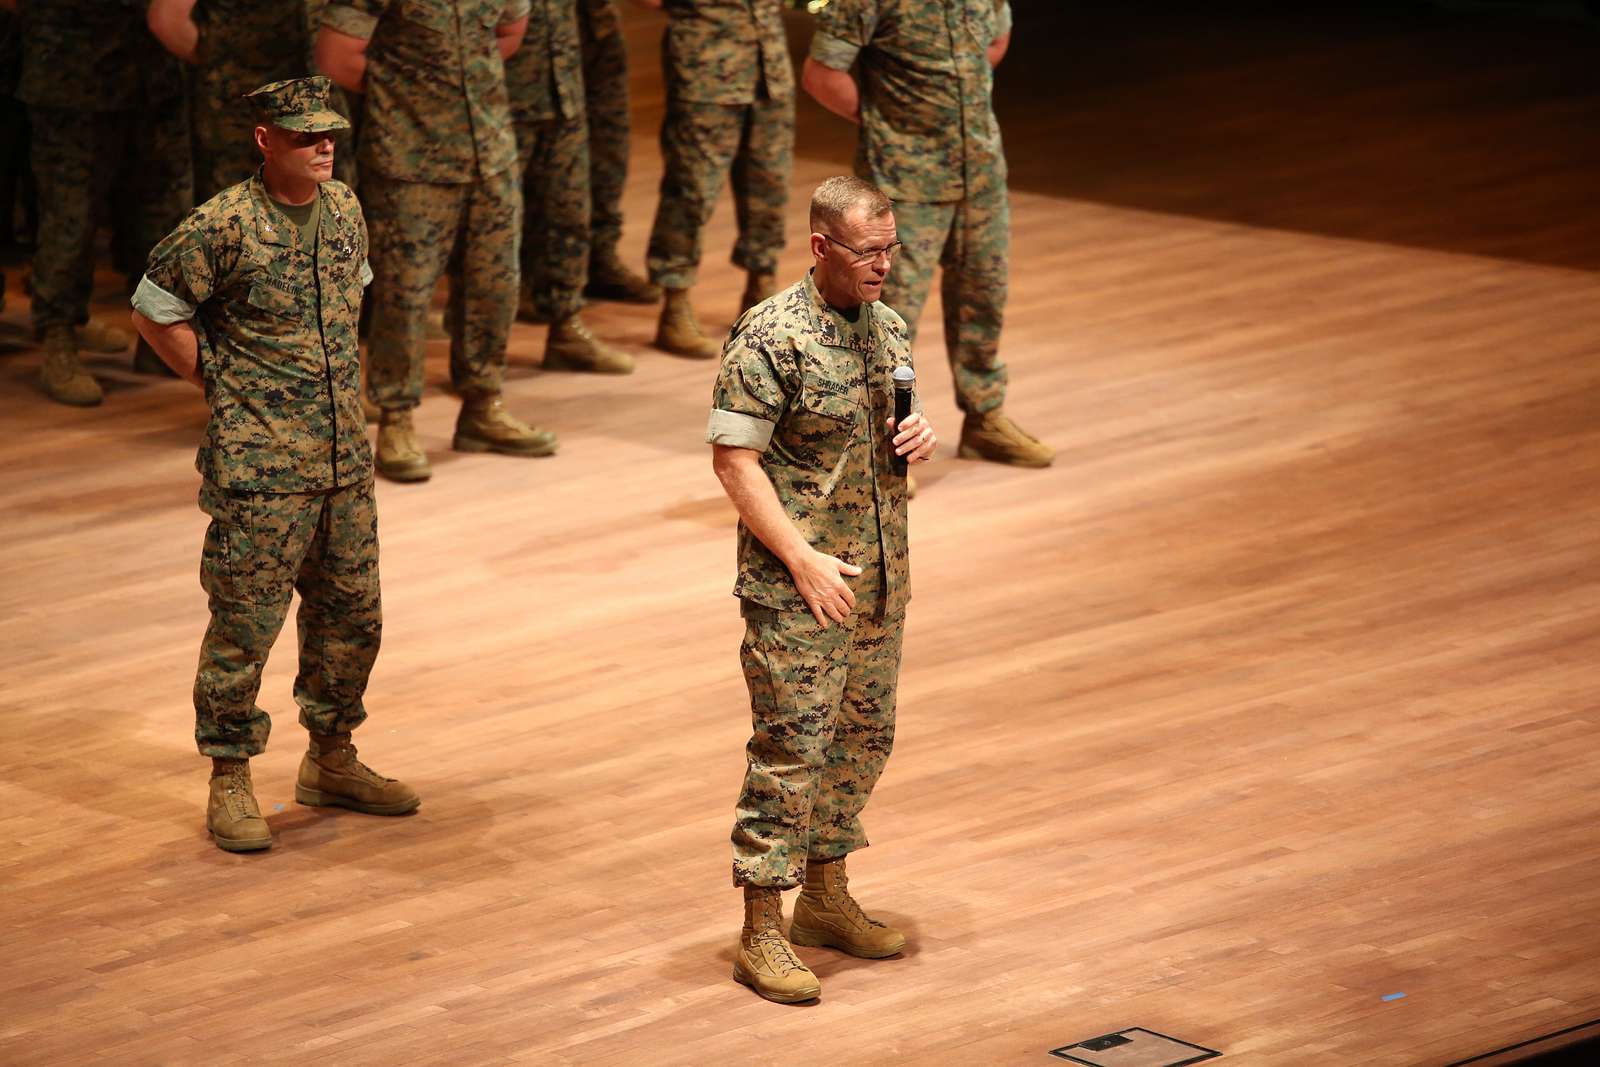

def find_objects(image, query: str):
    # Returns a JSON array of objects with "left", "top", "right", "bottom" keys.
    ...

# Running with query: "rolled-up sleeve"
[
  {"left": 501, "top": 0, "right": 532, "bottom": 21},
  {"left": 997, "top": 1, "right": 1013, "bottom": 37},
  {"left": 707, "top": 336, "right": 789, "bottom": 452},
  {"left": 809, "top": 0, "right": 877, "bottom": 70},
  {"left": 131, "top": 275, "right": 196, "bottom": 324},
  {"left": 134, "top": 218, "right": 217, "bottom": 324}
]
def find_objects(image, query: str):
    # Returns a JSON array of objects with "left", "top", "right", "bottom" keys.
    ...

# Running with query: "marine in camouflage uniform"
[
  {"left": 18, "top": 0, "right": 193, "bottom": 406},
  {"left": 131, "top": 77, "right": 418, "bottom": 852},
  {"left": 647, "top": 0, "right": 795, "bottom": 359},
  {"left": 708, "top": 176, "right": 939, "bottom": 996},
  {"left": 321, "top": 0, "right": 555, "bottom": 483},
  {"left": 808, "top": 0, "right": 1054, "bottom": 467},
  {"left": 710, "top": 269, "right": 913, "bottom": 889},
  {"left": 503, "top": 0, "right": 632, "bottom": 372},
  {"left": 575, "top": 0, "right": 656, "bottom": 302}
]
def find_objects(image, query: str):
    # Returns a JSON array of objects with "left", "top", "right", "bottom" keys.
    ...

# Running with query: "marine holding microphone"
[{"left": 706, "top": 176, "right": 937, "bottom": 1004}]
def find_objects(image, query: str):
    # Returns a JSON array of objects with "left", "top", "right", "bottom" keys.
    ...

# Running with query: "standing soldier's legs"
[
  {"left": 290, "top": 477, "right": 419, "bottom": 818},
  {"left": 789, "top": 578, "right": 908, "bottom": 960},
  {"left": 193, "top": 484, "right": 326, "bottom": 759},
  {"left": 876, "top": 198, "right": 957, "bottom": 353},
  {"left": 946, "top": 175, "right": 1053, "bottom": 466},
  {"left": 731, "top": 605, "right": 851, "bottom": 890},
  {"left": 527, "top": 114, "right": 635, "bottom": 374},
  {"left": 729, "top": 92, "right": 793, "bottom": 312},
  {"left": 648, "top": 101, "right": 743, "bottom": 358},
  {"left": 940, "top": 180, "right": 1009, "bottom": 416},
  {"left": 646, "top": 101, "right": 745, "bottom": 291},
  {"left": 364, "top": 175, "right": 462, "bottom": 481},
  {"left": 27, "top": 107, "right": 117, "bottom": 405},
  {"left": 26, "top": 107, "right": 114, "bottom": 338},
  {"left": 451, "top": 167, "right": 519, "bottom": 398},
  {"left": 522, "top": 116, "right": 592, "bottom": 325},
  {"left": 195, "top": 483, "right": 328, "bottom": 851},
  {"left": 292, "top": 480, "right": 382, "bottom": 738},
  {"left": 580, "top": 0, "right": 629, "bottom": 263},
  {"left": 447, "top": 166, "right": 559, "bottom": 458},
  {"left": 805, "top": 607, "right": 901, "bottom": 863},
  {"left": 364, "top": 175, "right": 462, "bottom": 413}
]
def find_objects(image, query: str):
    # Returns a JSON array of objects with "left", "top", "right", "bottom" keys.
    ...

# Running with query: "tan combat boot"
[
  {"left": 38, "top": 325, "right": 103, "bottom": 406},
  {"left": 789, "top": 856, "right": 906, "bottom": 959},
  {"left": 739, "top": 270, "right": 775, "bottom": 315},
  {"left": 957, "top": 409, "right": 1056, "bottom": 468},
  {"left": 654, "top": 287, "right": 722, "bottom": 360},
  {"left": 76, "top": 318, "right": 133, "bottom": 353},
  {"left": 733, "top": 886, "right": 822, "bottom": 1003},
  {"left": 376, "top": 407, "right": 432, "bottom": 482},
  {"left": 452, "top": 393, "right": 559, "bottom": 457},
  {"left": 207, "top": 759, "right": 273, "bottom": 852},
  {"left": 585, "top": 248, "right": 660, "bottom": 304},
  {"left": 544, "top": 312, "right": 635, "bottom": 374},
  {"left": 296, "top": 732, "right": 421, "bottom": 815}
]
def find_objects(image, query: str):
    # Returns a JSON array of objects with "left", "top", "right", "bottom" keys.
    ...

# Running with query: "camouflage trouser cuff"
[
  {"left": 650, "top": 269, "right": 696, "bottom": 291},
  {"left": 730, "top": 252, "right": 779, "bottom": 276},
  {"left": 958, "top": 394, "right": 1006, "bottom": 417}
]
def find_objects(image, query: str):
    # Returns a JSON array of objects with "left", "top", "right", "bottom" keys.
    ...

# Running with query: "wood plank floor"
[{"left": 3, "top": 4, "right": 1599, "bottom": 1064}]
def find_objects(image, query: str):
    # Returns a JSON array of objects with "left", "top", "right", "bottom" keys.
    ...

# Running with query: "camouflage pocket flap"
[{"left": 799, "top": 379, "right": 859, "bottom": 423}]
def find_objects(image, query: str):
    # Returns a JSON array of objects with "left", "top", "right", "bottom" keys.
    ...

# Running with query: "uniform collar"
[
  {"left": 249, "top": 169, "right": 337, "bottom": 250},
  {"left": 803, "top": 269, "right": 873, "bottom": 353}
]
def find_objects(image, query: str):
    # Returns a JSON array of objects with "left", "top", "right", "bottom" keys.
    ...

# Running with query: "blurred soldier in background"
[
  {"left": 0, "top": 3, "right": 34, "bottom": 309},
  {"left": 803, "top": 0, "right": 1053, "bottom": 468},
  {"left": 17, "top": 0, "right": 193, "bottom": 406},
  {"left": 505, "top": 0, "right": 634, "bottom": 374},
  {"left": 318, "top": 0, "right": 557, "bottom": 484},
  {"left": 640, "top": 0, "right": 794, "bottom": 360},
  {"left": 576, "top": 0, "right": 657, "bottom": 305}
]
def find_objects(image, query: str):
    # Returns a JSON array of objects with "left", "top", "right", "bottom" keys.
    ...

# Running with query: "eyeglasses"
[{"left": 823, "top": 234, "right": 902, "bottom": 266}]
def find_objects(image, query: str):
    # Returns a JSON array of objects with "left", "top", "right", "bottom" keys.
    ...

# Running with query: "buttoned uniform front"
[
  {"left": 708, "top": 271, "right": 914, "bottom": 888},
  {"left": 17, "top": 0, "right": 192, "bottom": 338},
  {"left": 505, "top": 0, "right": 591, "bottom": 322},
  {"left": 645, "top": 0, "right": 795, "bottom": 291},
  {"left": 134, "top": 168, "right": 383, "bottom": 759},
  {"left": 810, "top": 0, "right": 1014, "bottom": 416},
  {"left": 322, "top": 0, "right": 529, "bottom": 412}
]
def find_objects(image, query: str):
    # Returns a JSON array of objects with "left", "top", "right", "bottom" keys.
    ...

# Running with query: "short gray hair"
[{"left": 809, "top": 175, "right": 892, "bottom": 235}]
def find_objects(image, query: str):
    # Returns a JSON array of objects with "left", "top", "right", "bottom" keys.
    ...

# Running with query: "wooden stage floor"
[{"left": 2, "top": 4, "right": 1598, "bottom": 1064}]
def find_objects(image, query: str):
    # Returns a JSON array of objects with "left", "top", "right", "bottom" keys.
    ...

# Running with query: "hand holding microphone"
[{"left": 888, "top": 365, "right": 937, "bottom": 473}]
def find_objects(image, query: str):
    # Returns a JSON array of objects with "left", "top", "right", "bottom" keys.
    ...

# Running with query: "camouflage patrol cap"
[{"left": 244, "top": 76, "right": 350, "bottom": 134}]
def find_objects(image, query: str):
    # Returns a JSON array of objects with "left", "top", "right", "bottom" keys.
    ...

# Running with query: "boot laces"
[
  {"left": 827, "top": 870, "right": 886, "bottom": 929},
  {"left": 323, "top": 741, "right": 392, "bottom": 784},
  {"left": 218, "top": 766, "right": 257, "bottom": 817},
  {"left": 751, "top": 928, "right": 805, "bottom": 973}
]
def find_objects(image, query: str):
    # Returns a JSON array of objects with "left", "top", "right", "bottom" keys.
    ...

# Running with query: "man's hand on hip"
[{"left": 789, "top": 549, "right": 863, "bottom": 627}]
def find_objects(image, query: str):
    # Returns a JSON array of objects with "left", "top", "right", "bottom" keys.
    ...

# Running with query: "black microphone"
[{"left": 891, "top": 365, "right": 915, "bottom": 476}]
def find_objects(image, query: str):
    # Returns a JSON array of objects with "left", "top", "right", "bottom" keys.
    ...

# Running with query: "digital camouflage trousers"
[{"left": 194, "top": 478, "right": 381, "bottom": 759}]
